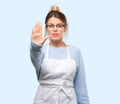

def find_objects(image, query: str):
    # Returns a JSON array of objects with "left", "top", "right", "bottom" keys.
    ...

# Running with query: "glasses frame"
[{"left": 46, "top": 23, "right": 65, "bottom": 31}]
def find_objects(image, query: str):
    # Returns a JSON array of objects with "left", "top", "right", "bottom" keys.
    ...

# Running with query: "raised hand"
[{"left": 31, "top": 22, "right": 49, "bottom": 45}]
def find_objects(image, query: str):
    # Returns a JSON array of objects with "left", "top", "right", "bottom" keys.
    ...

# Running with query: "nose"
[{"left": 53, "top": 26, "right": 57, "bottom": 31}]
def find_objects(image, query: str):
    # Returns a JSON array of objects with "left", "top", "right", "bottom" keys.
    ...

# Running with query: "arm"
[
  {"left": 74, "top": 49, "right": 90, "bottom": 104},
  {"left": 30, "top": 22, "right": 49, "bottom": 80},
  {"left": 30, "top": 42, "right": 43, "bottom": 80}
]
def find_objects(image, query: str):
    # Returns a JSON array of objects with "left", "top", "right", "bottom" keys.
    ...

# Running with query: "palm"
[{"left": 31, "top": 22, "right": 49, "bottom": 45}]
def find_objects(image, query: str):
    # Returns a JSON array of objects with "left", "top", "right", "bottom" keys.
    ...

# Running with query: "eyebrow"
[{"left": 47, "top": 23, "right": 64, "bottom": 25}]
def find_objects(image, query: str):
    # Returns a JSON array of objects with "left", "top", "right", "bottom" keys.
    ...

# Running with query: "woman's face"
[{"left": 46, "top": 17, "right": 66, "bottom": 42}]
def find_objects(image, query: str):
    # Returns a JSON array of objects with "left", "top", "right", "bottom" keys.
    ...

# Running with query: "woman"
[{"left": 30, "top": 6, "right": 90, "bottom": 104}]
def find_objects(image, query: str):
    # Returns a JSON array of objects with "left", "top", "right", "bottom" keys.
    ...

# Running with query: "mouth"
[{"left": 52, "top": 33, "right": 59, "bottom": 37}]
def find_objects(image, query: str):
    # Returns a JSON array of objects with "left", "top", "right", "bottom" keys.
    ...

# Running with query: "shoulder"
[
  {"left": 68, "top": 45, "right": 81, "bottom": 56},
  {"left": 68, "top": 45, "right": 83, "bottom": 63}
]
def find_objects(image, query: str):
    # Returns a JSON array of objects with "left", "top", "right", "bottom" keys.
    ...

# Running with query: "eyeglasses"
[{"left": 46, "top": 24, "right": 65, "bottom": 30}]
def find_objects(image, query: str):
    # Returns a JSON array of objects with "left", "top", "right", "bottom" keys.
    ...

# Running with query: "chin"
[{"left": 50, "top": 37, "right": 62, "bottom": 42}]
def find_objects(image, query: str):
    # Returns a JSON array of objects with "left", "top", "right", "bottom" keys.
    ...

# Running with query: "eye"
[
  {"left": 56, "top": 24, "right": 64, "bottom": 28},
  {"left": 47, "top": 25, "right": 54, "bottom": 28}
]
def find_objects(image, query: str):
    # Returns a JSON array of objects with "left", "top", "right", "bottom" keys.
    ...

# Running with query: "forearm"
[
  {"left": 30, "top": 42, "right": 43, "bottom": 80},
  {"left": 74, "top": 72, "right": 90, "bottom": 104}
]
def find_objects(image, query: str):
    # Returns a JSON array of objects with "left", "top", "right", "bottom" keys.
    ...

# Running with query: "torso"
[{"left": 33, "top": 45, "right": 77, "bottom": 104}]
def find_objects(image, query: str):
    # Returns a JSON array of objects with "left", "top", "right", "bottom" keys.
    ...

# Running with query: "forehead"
[{"left": 47, "top": 17, "right": 63, "bottom": 24}]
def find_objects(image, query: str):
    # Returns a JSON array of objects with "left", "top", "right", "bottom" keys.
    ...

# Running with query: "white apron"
[{"left": 33, "top": 45, "right": 77, "bottom": 104}]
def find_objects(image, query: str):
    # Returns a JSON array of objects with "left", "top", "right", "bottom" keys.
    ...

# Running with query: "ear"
[
  {"left": 45, "top": 28, "right": 49, "bottom": 33},
  {"left": 45, "top": 29, "right": 48, "bottom": 36},
  {"left": 64, "top": 28, "right": 67, "bottom": 33},
  {"left": 45, "top": 31, "right": 48, "bottom": 36}
]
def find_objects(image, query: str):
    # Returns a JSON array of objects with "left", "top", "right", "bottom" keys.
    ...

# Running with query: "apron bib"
[{"left": 33, "top": 45, "right": 77, "bottom": 104}]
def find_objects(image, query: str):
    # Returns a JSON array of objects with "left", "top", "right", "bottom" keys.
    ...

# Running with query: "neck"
[{"left": 49, "top": 40, "right": 66, "bottom": 47}]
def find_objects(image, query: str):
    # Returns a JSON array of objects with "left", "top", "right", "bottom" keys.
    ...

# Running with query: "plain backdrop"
[{"left": 0, "top": 0, "right": 120, "bottom": 104}]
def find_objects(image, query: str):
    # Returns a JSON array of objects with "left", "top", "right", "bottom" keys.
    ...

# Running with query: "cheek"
[
  {"left": 46, "top": 30, "right": 50, "bottom": 34},
  {"left": 46, "top": 30, "right": 51, "bottom": 35}
]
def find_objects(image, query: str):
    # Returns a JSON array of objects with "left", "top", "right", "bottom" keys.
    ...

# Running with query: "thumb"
[
  {"left": 44, "top": 35, "right": 50, "bottom": 40},
  {"left": 42, "top": 35, "right": 50, "bottom": 44}
]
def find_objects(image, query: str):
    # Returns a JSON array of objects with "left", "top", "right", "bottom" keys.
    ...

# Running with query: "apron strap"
[
  {"left": 66, "top": 46, "right": 70, "bottom": 59},
  {"left": 46, "top": 45, "right": 49, "bottom": 59}
]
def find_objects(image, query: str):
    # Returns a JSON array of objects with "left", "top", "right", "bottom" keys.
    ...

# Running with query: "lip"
[{"left": 52, "top": 33, "right": 59, "bottom": 37}]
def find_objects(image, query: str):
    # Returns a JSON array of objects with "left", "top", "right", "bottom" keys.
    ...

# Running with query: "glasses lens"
[{"left": 46, "top": 24, "right": 64, "bottom": 30}]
